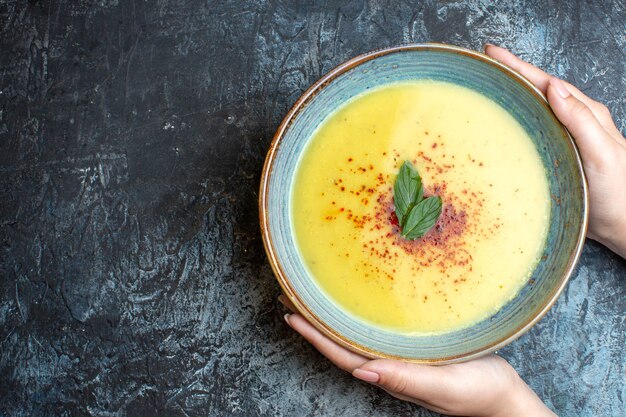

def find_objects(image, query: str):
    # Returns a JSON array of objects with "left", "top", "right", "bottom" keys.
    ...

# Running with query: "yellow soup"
[{"left": 292, "top": 81, "right": 550, "bottom": 333}]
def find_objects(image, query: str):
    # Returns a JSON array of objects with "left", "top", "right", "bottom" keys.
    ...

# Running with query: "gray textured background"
[{"left": 1, "top": 1, "right": 625, "bottom": 416}]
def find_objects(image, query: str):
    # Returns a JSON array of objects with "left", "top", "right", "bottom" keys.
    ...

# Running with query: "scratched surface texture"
[{"left": 1, "top": 0, "right": 624, "bottom": 416}]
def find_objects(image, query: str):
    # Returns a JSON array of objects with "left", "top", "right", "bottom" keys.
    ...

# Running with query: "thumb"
[
  {"left": 546, "top": 77, "right": 615, "bottom": 168},
  {"left": 353, "top": 360, "right": 448, "bottom": 400}
]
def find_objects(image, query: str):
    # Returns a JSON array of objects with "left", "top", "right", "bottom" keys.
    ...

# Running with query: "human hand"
[
  {"left": 280, "top": 295, "right": 556, "bottom": 417},
  {"left": 485, "top": 44, "right": 626, "bottom": 258}
]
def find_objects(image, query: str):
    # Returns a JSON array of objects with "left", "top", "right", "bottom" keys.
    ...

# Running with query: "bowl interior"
[{"left": 263, "top": 45, "right": 586, "bottom": 362}]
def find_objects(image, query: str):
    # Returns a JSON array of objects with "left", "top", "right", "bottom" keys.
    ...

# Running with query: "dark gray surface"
[{"left": 1, "top": 1, "right": 624, "bottom": 416}]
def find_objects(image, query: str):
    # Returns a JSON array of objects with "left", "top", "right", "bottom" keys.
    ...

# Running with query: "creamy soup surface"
[{"left": 292, "top": 81, "right": 550, "bottom": 333}]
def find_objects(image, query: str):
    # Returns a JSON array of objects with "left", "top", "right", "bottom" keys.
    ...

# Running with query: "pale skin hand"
[
  {"left": 280, "top": 295, "right": 555, "bottom": 417},
  {"left": 282, "top": 46, "right": 626, "bottom": 417},
  {"left": 485, "top": 44, "right": 626, "bottom": 258}
]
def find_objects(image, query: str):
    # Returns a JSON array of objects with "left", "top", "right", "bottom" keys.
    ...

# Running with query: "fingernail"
[
  {"left": 284, "top": 313, "right": 291, "bottom": 326},
  {"left": 484, "top": 42, "right": 497, "bottom": 52},
  {"left": 353, "top": 368, "right": 380, "bottom": 383},
  {"left": 550, "top": 78, "right": 571, "bottom": 98},
  {"left": 278, "top": 294, "right": 286, "bottom": 306}
]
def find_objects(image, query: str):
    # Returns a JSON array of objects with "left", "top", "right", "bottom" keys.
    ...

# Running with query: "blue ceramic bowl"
[{"left": 260, "top": 44, "right": 587, "bottom": 363}]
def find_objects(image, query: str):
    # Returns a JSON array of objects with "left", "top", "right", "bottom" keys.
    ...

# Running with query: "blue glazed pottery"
[{"left": 259, "top": 44, "right": 588, "bottom": 363}]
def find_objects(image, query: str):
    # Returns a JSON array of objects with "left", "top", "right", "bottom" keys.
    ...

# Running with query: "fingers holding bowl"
[
  {"left": 283, "top": 311, "right": 370, "bottom": 373},
  {"left": 484, "top": 44, "right": 621, "bottom": 136},
  {"left": 281, "top": 307, "right": 451, "bottom": 414},
  {"left": 484, "top": 44, "right": 552, "bottom": 93},
  {"left": 545, "top": 79, "right": 620, "bottom": 167},
  {"left": 279, "top": 294, "right": 369, "bottom": 371}
]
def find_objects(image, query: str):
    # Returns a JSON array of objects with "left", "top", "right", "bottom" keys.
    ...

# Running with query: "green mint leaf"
[
  {"left": 401, "top": 196, "right": 443, "bottom": 240},
  {"left": 393, "top": 161, "right": 423, "bottom": 228}
]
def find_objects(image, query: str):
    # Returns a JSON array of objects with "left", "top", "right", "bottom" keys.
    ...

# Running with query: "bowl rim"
[{"left": 259, "top": 43, "right": 589, "bottom": 364}]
